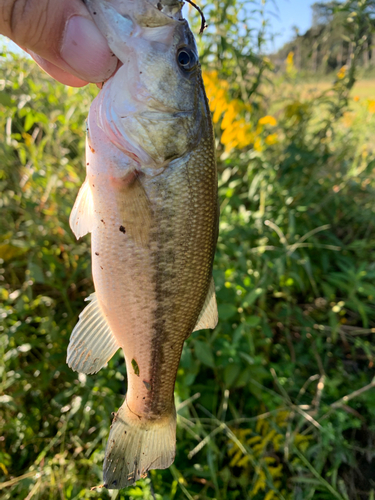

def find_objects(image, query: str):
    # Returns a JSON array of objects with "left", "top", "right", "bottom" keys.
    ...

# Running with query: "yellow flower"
[
  {"left": 221, "top": 103, "right": 237, "bottom": 129},
  {"left": 368, "top": 100, "right": 375, "bottom": 113},
  {"left": 265, "top": 133, "right": 278, "bottom": 145},
  {"left": 202, "top": 70, "right": 254, "bottom": 153},
  {"left": 353, "top": 95, "right": 360, "bottom": 102},
  {"left": 337, "top": 66, "right": 346, "bottom": 79},
  {"left": 265, "top": 492, "right": 276, "bottom": 500},
  {"left": 284, "top": 100, "right": 310, "bottom": 122},
  {"left": 342, "top": 111, "right": 353, "bottom": 127},
  {"left": 286, "top": 51, "right": 294, "bottom": 71},
  {"left": 253, "top": 468, "right": 266, "bottom": 495},
  {"left": 210, "top": 89, "right": 227, "bottom": 123},
  {"left": 254, "top": 137, "right": 263, "bottom": 152},
  {"left": 259, "top": 115, "right": 277, "bottom": 126}
]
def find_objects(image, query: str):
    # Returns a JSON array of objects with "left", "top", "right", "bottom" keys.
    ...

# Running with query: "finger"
[
  {"left": 0, "top": 0, "right": 118, "bottom": 84},
  {"left": 28, "top": 51, "right": 90, "bottom": 87}
]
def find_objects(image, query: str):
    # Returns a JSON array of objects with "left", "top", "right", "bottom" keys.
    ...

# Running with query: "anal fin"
[
  {"left": 69, "top": 177, "right": 94, "bottom": 240},
  {"left": 67, "top": 293, "right": 119, "bottom": 374},
  {"left": 193, "top": 277, "right": 218, "bottom": 333}
]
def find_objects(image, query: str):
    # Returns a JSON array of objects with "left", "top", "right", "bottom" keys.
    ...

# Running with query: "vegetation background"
[{"left": 2, "top": 0, "right": 375, "bottom": 498}]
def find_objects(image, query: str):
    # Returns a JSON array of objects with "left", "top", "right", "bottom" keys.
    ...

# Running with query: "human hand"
[{"left": 0, "top": 0, "right": 118, "bottom": 87}]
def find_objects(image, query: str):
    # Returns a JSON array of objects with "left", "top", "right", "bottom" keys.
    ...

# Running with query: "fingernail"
[{"left": 61, "top": 16, "right": 117, "bottom": 83}]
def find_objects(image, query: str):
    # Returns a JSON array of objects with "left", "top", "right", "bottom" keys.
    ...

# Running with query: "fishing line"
[{"left": 185, "top": 0, "right": 207, "bottom": 34}]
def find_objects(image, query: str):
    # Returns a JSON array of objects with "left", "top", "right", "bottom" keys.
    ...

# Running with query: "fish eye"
[{"left": 177, "top": 47, "right": 197, "bottom": 72}]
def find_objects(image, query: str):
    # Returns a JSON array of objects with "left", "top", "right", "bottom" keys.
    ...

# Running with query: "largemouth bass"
[{"left": 67, "top": 0, "right": 218, "bottom": 489}]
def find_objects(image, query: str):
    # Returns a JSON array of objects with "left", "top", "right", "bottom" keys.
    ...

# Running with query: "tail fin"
[{"left": 103, "top": 400, "right": 176, "bottom": 489}]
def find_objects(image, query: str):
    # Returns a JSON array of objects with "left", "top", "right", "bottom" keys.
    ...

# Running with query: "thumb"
[{"left": 0, "top": 0, "right": 118, "bottom": 86}]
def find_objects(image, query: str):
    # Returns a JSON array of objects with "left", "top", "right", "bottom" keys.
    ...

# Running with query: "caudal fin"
[{"left": 103, "top": 400, "right": 176, "bottom": 489}]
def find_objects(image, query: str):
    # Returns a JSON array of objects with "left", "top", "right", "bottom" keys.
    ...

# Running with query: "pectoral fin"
[
  {"left": 67, "top": 293, "right": 119, "bottom": 374},
  {"left": 193, "top": 277, "right": 218, "bottom": 332},
  {"left": 116, "top": 174, "right": 153, "bottom": 247},
  {"left": 69, "top": 178, "right": 94, "bottom": 239}
]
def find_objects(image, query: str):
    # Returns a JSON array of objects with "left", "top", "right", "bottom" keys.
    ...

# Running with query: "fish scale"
[{"left": 67, "top": 0, "right": 218, "bottom": 489}]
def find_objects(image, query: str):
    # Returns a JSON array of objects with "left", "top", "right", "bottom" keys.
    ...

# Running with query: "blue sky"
[{"left": 266, "top": 0, "right": 316, "bottom": 51}]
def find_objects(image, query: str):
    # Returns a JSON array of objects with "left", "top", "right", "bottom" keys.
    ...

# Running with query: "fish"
[{"left": 66, "top": 0, "right": 219, "bottom": 489}]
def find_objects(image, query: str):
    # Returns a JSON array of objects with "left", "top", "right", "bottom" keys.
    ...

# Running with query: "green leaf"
[
  {"left": 246, "top": 315, "right": 261, "bottom": 327},
  {"left": 131, "top": 358, "right": 140, "bottom": 376},
  {"left": 0, "top": 91, "right": 14, "bottom": 107},
  {"left": 194, "top": 340, "right": 215, "bottom": 368},
  {"left": 224, "top": 363, "right": 241, "bottom": 387},
  {"left": 24, "top": 112, "right": 35, "bottom": 132},
  {"left": 218, "top": 303, "right": 237, "bottom": 320},
  {"left": 28, "top": 262, "right": 45, "bottom": 284},
  {"left": 242, "top": 288, "right": 263, "bottom": 307}
]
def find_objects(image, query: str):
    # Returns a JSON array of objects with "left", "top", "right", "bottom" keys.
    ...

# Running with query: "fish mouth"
[
  {"left": 84, "top": 0, "right": 185, "bottom": 30},
  {"left": 83, "top": 0, "right": 187, "bottom": 74}
]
